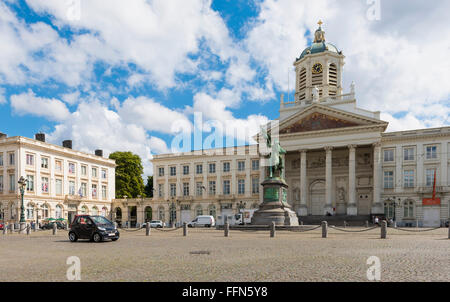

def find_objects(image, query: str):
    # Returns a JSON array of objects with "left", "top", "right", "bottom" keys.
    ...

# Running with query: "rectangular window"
[
  {"left": 55, "top": 179, "right": 62, "bottom": 195},
  {"left": 102, "top": 169, "right": 107, "bottom": 179},
  {"left": 238, "top": 179, "right": 245, "bottom": 195},
  {"left": 196, "top": 182, "right": 203, "bottom": 196},
  {"left": 426, "top": 146, "right": 437, "bottom": 159},
  {"left": 9, "top": 174, "right": 15, "bottom": 192},
  {"left": 238, "top": 161, "right": 245, "bottom": 171},
  {"left": 102, "top": 185, "right": 107, "bottom": 199},
  {"left": 81, "top": 183, "right": 87, "bottom": 197},
  {"left": 252, "top": 160, "right": 260, "bottom": 171},
  {"left": 92, "top": 184, "right": 97, "bottom": 198},
  {"left": 26, "top": 175, "right": 34, "bottom": 192},
  {"left": 68, "top": 163, "right": 76, "bottom": 174},
  {"left": 183, "top": 165, "right": 189, "bottom": 175},
  {"left": 92, "top": 167, "right": 98, "bottom": 178},
  {"left": 158, "top": 184, "right": 164, "bottom": 198},
  {"left": 0, "top": 154, "right": 3, "bottom": 166},
  {"left": 158, "top": 167, "right": 165, "bottom": 177},
  {"left": 403, "top": 148, "right": 414, "bottom": 161},
  {"left": 170, "top": 166, "right": 176, "bottom": 176},
  {"left": 81, "top": 165, "right": 87, "bottom": 176},
  {"left": 383, "top": 171, "right": 394, "bottom": 189},
  {"left": 41, "top": 157, "right": 49, "bottom": 169},
  {"left": 208, "top": 181, "right": 216, "bottom": 196},
  {"left": 41, "top": 177, "right": 49, "bottom": 193},
  {"left": 426, "top": 169, "right": 436, "bottom": 187},
  {"left": 403, "top": 170, "right": 415, "bottom": 188},
  {"left": 252, "top": 177, "right": 260, "bottom": 194},
  {"left": 0, "top": 175, "right": 3, "bottom": 192},
  {"left": 26, "top": 154, "right": 34, "bottom": 166},
  {"left": 183, "top": 182, "right": 189, "bottom": 196},
  {"left": 55, "top": 160, "right": 62, "bottom": 172},
  {"left": 69, "top": 181, "right": 75, "bottom": 196},
  {"left": 383, "top": 150, "right": 394, "bottom": 162},
  {"left": 223, "top": 180, "right": 230, "bottom": 195},
  {"left": 223, "top": 162, "right": 230, "bottom": 173},
  {"left": 170, "top": 183, "right": 176, "bottom": 197},
  {"left": 209, "top": 163, "right": 216, "bottom": 174},
  {"left": 9, "top": 153, "right": 15, "bottom": 166},
  {"left": 196, "top": 164, "right": 203, "bottom": 174}
]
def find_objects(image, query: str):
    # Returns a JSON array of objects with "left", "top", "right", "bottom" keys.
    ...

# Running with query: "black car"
[
  {"left": 41, "top": 221, "right": 66, "bottom": 230},
  {"left": 68, "top": 215, "right": 119, "bottom": 242}
]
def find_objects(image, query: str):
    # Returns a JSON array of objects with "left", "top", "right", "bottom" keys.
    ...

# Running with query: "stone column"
[
  {"left": 347, "top": 145, "right": 357, "bottom": 216},
  {"left": 372, "top": 142, "right": 383, "bottom": 214},
  {"left": 324, "top": 146, "right": 333, "bottom": 215},
  {"left": 298, "top": 150, "right": 308, "bottom": 216}
]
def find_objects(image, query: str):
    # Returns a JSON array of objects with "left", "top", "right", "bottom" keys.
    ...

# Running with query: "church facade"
[{"left": 114, "top": 23, "right": 449, "bottom": 228}]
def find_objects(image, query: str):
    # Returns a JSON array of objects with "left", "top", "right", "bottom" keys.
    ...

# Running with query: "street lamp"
[
  {"left": 238, "top": 201, "right": 246, "bottom": 225},
  {"left": 18, "top": 176, "right": 27, "bottom": 233}
]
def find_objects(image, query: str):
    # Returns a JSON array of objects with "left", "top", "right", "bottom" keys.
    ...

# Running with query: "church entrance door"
[{"left": 310, "top": 181, "right": 325, "bottom": 215}]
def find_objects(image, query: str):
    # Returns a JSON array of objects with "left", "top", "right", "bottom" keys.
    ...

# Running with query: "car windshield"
[{"left": 90, "top": 216, "right": 113, "bottom": 226}]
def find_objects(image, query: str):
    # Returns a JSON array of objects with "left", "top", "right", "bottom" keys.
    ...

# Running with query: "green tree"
[
  {"left": 109, "top": 151, "right": 144, "bottom": 198},
  {"left": 144, "top": 175, "right": 154, "bottom": 197}
]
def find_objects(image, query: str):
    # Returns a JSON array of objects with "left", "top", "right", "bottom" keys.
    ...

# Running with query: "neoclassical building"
[
  {"left": 0, "top": 133, "right": 116, "bottom": 225},
  {"left": 112, "top": 23, "right": 449, "bottom": 228}
]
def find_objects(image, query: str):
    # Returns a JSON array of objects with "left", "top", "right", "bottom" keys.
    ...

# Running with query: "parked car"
[
  {"left": 41, "top": 221, "right": 66, "bottom": 230},
  {"left": 0, "top": 223, "right": 4, "bottom": 230},
  {"left": 187, "top": 215, "right": 215, "bottom": 228},
  {"left": 68, "top": 215, "right": 119, "bottom": 243},
  {"left": 143, "top": 220, "right": 165, "bottom": 228}
]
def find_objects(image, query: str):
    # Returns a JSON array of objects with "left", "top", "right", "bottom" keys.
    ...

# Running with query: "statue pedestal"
[{"left": 251, "top": 178, "right": 299, "bottom": 226}]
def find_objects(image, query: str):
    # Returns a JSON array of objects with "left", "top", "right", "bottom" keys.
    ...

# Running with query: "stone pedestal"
[
  {"left": 251, "top": 178, "right": 299, "bottom": 226},
  {"left": 19, "top": 222, "right": 27, "bottom": 234}
]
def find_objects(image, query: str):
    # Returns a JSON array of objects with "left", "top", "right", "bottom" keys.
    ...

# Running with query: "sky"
[{"left": 0, "top": 0, "right": 449, "bottom": 176}]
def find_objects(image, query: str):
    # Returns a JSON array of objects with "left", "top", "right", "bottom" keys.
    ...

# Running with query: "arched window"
[
  {"left": 81, "top": 205, "right": 88, "bottom": 215},
  {"left": 42, "top": 204, "right": 49, "bottom": 219},
  {"left": 55, "top": 205, "right": 62, "bottom": 219},
  {"left": 26, "top": 203, "right": 34, "bottom": 220},
  {"left": 208, "top": 205, "right": 216, "bottom": 218},
  {"left": 169, "top": 204, "right": 177, "bottom": 225},
  {"left": 403, "top": 200, "right": 415, "bottom": 218},
  {"left": 195, "top": 205, "right": 203, "bottom": 217},
  {"left": 115, "top": 207, "right": 122, "bottom": 219},
  {"left": 101, "top": 207, "right": 108, "bottom": 217},
  {"left": 158, "top": 206, "right": 165, "bottom": 221},
  {"left": 384, "top": 200, "right": 395, "bottom": 219},
  {"left": 145, "top": 206, "right": 153, "bottom": 222},
  {"left": 92, "top": 206, "right": 99, "bottom": 216}
]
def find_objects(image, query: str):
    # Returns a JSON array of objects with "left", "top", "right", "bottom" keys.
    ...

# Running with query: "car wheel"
[
  {"left": 92, "top": 233, "right": 102, "bottom": 243},
  {"left": 68, "top": 232, "right": 78, "bottom": 242}
]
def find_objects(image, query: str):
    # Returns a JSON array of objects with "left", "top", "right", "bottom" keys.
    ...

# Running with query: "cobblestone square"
[{"left": 0, "top": 228, "right": 448, "bottom": 282}]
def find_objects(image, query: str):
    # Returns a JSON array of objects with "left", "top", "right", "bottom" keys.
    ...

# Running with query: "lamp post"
[
  {"left": 18, "top": 176, "right": 27, "bottom": 233},
  {"left": 238, "top": 201, "right": 246, "bottom": 225}
]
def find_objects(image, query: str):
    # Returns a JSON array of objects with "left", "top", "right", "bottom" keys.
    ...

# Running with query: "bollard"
[
  {"left": 52, "top": 223, "right": 57, "bottom": 235},
  {"left": 2, "top": 225, "right": 6, "bottom": 235},
  {"left": 10, "top": 223, "right": 14, "bottom": 234},
  {"left": 381, "top": 220, "right": 387, "bottom": 239},
  {"left": 270, "top": 221, "right": 275, "bottom": 238},
  {"left": 183, "top": 222, "right": 187, "bottom": 237},
  {"left": 322, "top": 221, "right": 328, "bottom": 238},
  {"left": 365, "top": 221, "right": 369, "bottom": 228},
  {"left": 448, "top": 222, "right": 449, "bottom": 239},
  {"left": 224, "top": 222, "right": 229, "bottom": 237},
  {"left": 26, "top": 224, "right": 30, "bottom": 235},
  {"left": 416, "top": 220, "right": 419, "bottom": 228},
  {"left": 146, "top": 223, "right": 150, "bottom": 236},
  {"left": 344, "top": 221, "right": 347, "bottom": 228}
]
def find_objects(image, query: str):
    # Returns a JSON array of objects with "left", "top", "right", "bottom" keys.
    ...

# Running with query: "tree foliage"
[
  {"left": 144, "top": 176, "right": 154, "bottom": 198},
  {"left": 109, "top": 151, "right": 144, "bottom": 199}
]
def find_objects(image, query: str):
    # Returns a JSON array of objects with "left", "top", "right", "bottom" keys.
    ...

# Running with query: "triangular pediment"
[{"left": 278, "top": 104, "right": 388, "bottom": 135}]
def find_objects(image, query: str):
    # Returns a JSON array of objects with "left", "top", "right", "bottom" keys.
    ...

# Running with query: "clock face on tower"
[{"left": 312, "top": 63, "right": 323, "bottom": 74}]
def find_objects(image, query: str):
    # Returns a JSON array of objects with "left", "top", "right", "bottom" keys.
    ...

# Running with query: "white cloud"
[
  {"left": 0, "top": 87, "right": 6, "bottom": 104},
  {"left": 61, "top": 91, "right": 80, "bottom": 105},
  {"left": 10, "top": 90, "right": 70, "bottom": 121}
]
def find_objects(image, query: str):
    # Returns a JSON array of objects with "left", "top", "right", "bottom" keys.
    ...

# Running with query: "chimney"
[
  {"left": 95, "top": 149, "right": 103, "bottom": 157},
  {"left": 0, "top": 132, "right": 7, "bottom": 139},
  {"left": 62, "top": 140, "right": 72, "bottom": 149},
  {"left": 35, "top": 133, "right": 45, "bottom": 142}
]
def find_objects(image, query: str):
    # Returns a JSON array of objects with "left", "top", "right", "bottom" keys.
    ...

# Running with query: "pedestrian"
[{"left": 374, "top": 216, "right": 379, "bottom": 226}]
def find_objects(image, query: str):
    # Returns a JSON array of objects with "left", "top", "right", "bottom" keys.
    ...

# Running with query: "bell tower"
[{"left": 294, "top": 21, "right": 345, "bottom": 105}]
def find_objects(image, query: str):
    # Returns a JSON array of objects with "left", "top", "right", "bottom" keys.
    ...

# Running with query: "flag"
[{"left": 432, "top": 169, "right": 437, "bottom": 200}]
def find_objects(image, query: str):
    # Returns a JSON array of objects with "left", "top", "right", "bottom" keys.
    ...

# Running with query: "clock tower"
[{"left": 294, "top": 21, "right": 345, "bottom": 105}]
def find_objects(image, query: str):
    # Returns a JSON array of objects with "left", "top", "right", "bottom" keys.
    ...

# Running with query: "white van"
[{"left": 187, "top": 215, "right": 215, "bottom": 228}]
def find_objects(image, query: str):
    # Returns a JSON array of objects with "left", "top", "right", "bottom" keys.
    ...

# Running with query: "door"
[
  {"left": 358, "top": 194, "right": 371, "bottom": 215},
  {"left": 310, "top": 181, "right": 325, "bottom": 216},
  {"left": 423, "top": 208, "right": 440, "bottom": 227},
  {"left": 68, "top": 211, "right": 76, "bottom": 225}
]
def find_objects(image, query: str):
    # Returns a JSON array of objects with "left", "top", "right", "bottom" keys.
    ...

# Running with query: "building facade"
[
  {"left": 0, "top": 133, "right": 116, "bottom": 225},
  {"left": 112, "top": 22, "right": 449, "bottom": 228}
]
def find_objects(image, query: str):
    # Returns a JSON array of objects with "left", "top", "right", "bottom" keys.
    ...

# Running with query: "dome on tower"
[{"left": 297, "top": 21, "right": 342, "bottom": 61}]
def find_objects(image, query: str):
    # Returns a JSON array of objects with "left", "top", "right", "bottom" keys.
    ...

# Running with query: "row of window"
[
  {"left": 384, "top": 200, "right": 415, "bottom": 219},
  {"left": 158, "top": 160, "right": 260, "bottom": 177},
  {"left": 24, "top": 204, "right": 108, "bottom": 220},
  {"left": 0, "top": 153, "right": 15, "bottom": 166},
  {"left": 383, "top": 146, "right": 438, "bottom": 162},
  {"left": 157, "top": 178, "right": 260, "bottom": 198},
  {"left": 383, "top": 168, "right": 437, "bottom": 189}
]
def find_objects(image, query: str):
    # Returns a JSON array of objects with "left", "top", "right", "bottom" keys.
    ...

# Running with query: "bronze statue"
[{"left": 261, "top": 126, "right": 287, "bottom": 179}]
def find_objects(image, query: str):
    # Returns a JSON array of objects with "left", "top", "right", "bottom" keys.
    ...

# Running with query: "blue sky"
[{"left": 0, "top": 0, "right": 449, "bottom": 175}]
